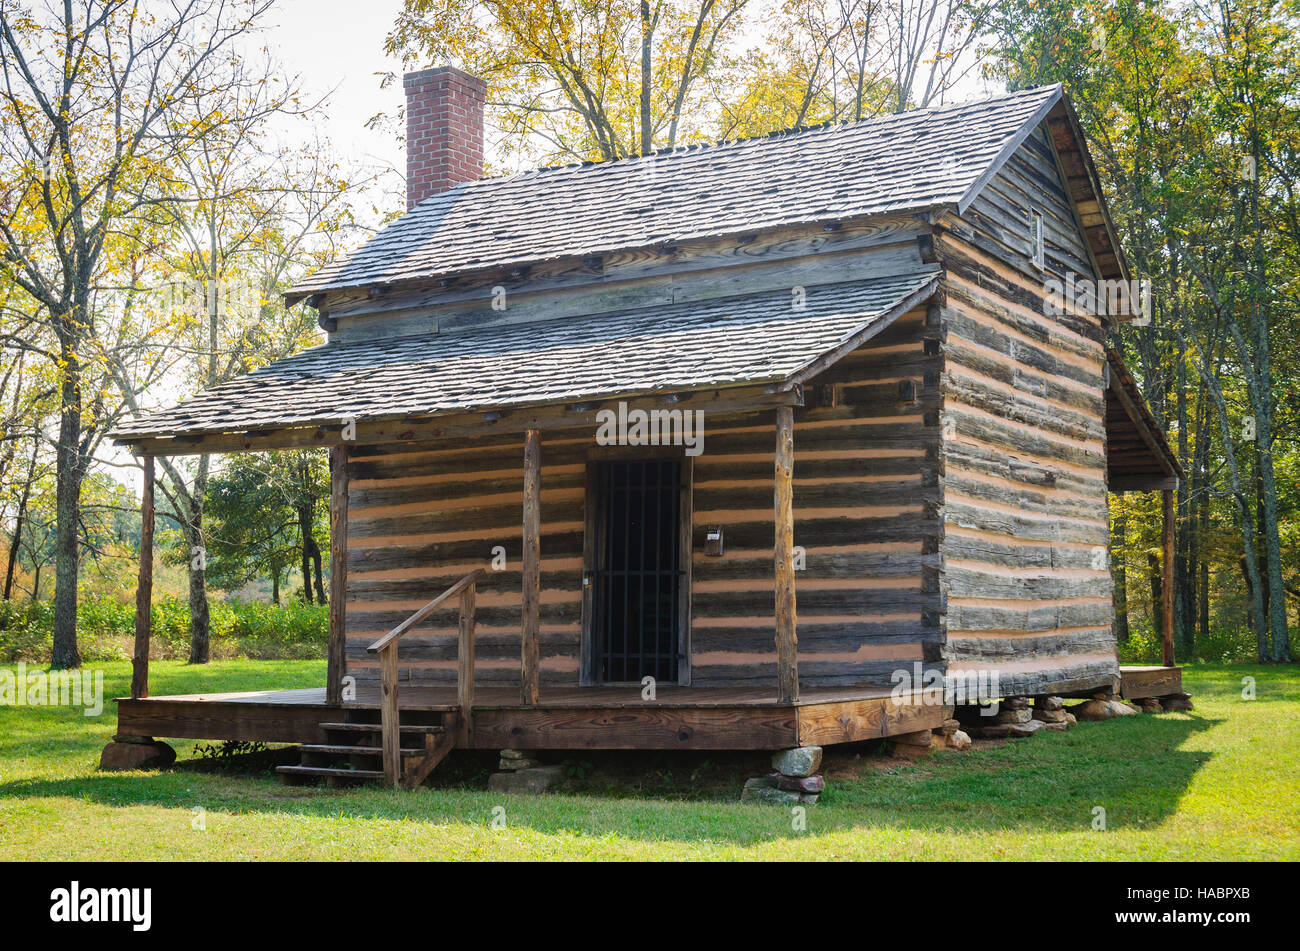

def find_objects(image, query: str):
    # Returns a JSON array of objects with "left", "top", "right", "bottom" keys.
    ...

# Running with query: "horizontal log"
[
  {"left": 942, "top": 472, "right": 1109, "bottom": 522},
  {"left": 944, "top": 628, "right": 1116, "bottom": 661},
  {"left": 692, "top": 548, "right": 936, "bottom": 582},
  {"left": 943, "top": 302, "right": 1104, "bottom": 391},
  {"left": 693, "top": 588, "right": 940, "bottom": 617},
  {"left": 941, "top": 532, "right": 1102, "bottom": 571},
  {"left": 945, "top": 565, "right": 1110, "bottom": 601},
  {"left": 944, "top": 498, "right": 1108, "bottom": 545},
  {"left": 946, "top": 407, "right": 1105, "bottom": 472},
  {"left": 945, "top": 371, "right": 1104, "bottom": 443},
  {"left": 349, "top": 499, "right": 584, "bottom": 541},
  {"left": 347, "top": 531, "right": 585, "bottom": 574},
  {"left": 946, "top": 599, "right": 1112, "bottom": 631}
]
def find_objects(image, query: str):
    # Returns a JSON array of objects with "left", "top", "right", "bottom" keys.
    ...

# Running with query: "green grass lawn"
[{"left": 1, "top": 660, "right": 1296, "bottom": 860}]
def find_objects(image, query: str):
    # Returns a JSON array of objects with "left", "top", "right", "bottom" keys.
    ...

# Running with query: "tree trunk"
[
  {"left": 639, "top": 1, "right": 652, "bottom": 156},
  {"left": 4, "top": 441, "right": 35, "bottom": 601},
  {"left": 271, "top": 570, "right": 280, "bottom": 605},
  {"left": 1241, "top": 555, "right": 1263, "bottom": 657},
  {"left": 51, "top": 336, "right": 84, "bottom": 670},
  {"left": 186, "top": 506, "right": 211, "bottom": 664},
  {"left": 1198, "top": 552, "right": 1210, "bottom": 644},
  {"left": 1256, "top": 447, "right": 1291, "bottom": 661},
  {"left": 3, "top": 509, "right": 23, "bottom": 602},
  {"left": 300, "top": 544, "right": 312, "bottom": 603},
  {"left": 1240, "top": 123, "right": 1290, "bottom": 663},
  {"left": 1197, "top": 476, "right": 1210, "bottom": 645},
  {"left": 1113, "top": 513, "right": 1129, "bottom": 642},
  {"left": 1148, "top": 550, "right": 1163, "bottom": 644},
  {"left": 311, "top": 541, "right": 325, "bottom": 604},
  {"left": 1183, "top": 328, "right": 1267, "bottom": 661},
  {"left": 183, "top": 457, "right": 212, "bottom": 663},
  {"left": 298, "top": 504, "right": 322, "bottom": 604},
  {"left": 1174, "top": 351, "right": 1193, "bottom": 657}
]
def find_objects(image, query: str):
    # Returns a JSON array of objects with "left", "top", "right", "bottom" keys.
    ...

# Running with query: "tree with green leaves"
[
  {"left": 0, "top": 0, "right": 284, "bottom": 667},
  {"left": 203, "top": 450, "right": 330, "bottom": 606},
  {"left": 988, "top": 0, "right": 1298, "bottom": 661},
  {"left": 383, "top": 0, "right": 995, "bottom": 168}
]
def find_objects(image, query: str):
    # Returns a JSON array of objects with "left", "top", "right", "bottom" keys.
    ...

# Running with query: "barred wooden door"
[{"left": 590, "top": 459, "right": 684, "bottom": 684}]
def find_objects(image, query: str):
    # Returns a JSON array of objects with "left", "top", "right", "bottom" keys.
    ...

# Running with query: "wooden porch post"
[
  {"left": 521, "top": 428, "right": 541, "bottom": 705},
  {"left": 1161, "top": 487, "right": 1176, "bottom": 666},
  {"left": 774, "top": 406, "right": 799, "bottom": 702},
  {"left": 458, "top": 580, "right": 476, "bottom": 742},
  {"left": 130, "top": 456, "right": 155, "bottom": 700},
  {"left": 327, "top": 445, "right": 349, "bottom": 705}
]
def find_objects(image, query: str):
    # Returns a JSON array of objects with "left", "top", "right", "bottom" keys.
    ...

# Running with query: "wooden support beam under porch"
[{"left": 114, "top": 683, "right": 951, "bottom": 751}]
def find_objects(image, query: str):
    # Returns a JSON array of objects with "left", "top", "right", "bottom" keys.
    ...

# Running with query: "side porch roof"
[{"left": 1105, "top": 348, "right": 1182, "bottom": 492}]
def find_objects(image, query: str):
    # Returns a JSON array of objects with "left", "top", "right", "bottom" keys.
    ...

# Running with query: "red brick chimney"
[{"left": 403, "top": 66, "right": 486, "bottom": 210}]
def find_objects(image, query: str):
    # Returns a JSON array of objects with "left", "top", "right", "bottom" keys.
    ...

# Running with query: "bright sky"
[{"left": 263, "top": 0, "right": 410, "bottom": 175}]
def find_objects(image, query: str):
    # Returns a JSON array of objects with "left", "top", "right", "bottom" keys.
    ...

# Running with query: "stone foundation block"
[
  {"left": 742, "top": 776, "right": 818, "bottom": 805},
  {"left": 488, "top": 765, "right": 565, "bottom": 794},
  {"left": 771, "top": 746, "right": 822, "bottom": 777},
  {"left": 99, "top": 738, "right": 176, "bottom": 772}
]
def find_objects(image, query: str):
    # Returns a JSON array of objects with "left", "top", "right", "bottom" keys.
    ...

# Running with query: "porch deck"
[{"left": 115, "top": 683, "right": 948, "bottom": 751}]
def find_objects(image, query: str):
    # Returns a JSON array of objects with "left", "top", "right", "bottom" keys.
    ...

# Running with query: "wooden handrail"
[
  {"left": 367, "top": 568, "right": 485, "bottom": 655},
  {"left": 366, "top": 567, "right": 485, "bottom": 786}
]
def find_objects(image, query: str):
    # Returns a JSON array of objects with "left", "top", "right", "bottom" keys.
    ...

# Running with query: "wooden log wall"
[
  {"left": 343, "top": 434, "right": 589, "bottom": 687},
  {"left": 340, "top": 301, "right": 943, "bottom": 691},
  {"left": 325, "top": 215, "right": 930, "bottom": 343},
  {"left": 935, "top": 126, "right": 1119, "bottom": 698},
  {"left": 688, "top": 302, "right": 943, "bottom": 688},
  {"left": 332, "top": 226, "right": 945, "bottom": 692}
]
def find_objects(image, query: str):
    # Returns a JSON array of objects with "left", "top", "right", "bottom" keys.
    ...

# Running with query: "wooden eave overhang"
[
  {"left": 1105, "top": 348, "right": 1182, "bottom": 492},
  {"left": 114, "top": 382, "right": 803, "bottom": 457}
]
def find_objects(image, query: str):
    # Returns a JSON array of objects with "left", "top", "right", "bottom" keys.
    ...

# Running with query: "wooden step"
[
  {"left": 319, "top": 722, "right": 445, "bottom": 734},
  {"left": 299, "top": 743, "right": 425, "bottom": 757},
  {"left": 276, "top": 765, "right": 384, "bottom": 781}
]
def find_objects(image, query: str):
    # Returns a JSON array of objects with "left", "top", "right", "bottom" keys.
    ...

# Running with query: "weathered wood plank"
[
  {"left": 380, "top": 644, "right": 400, "bottom": 785},
  {"left": 772, "top": 407, "right": 798, "bottom": 702},
  {"left": 327, "top": 445, "right": 348, "bottom": 705},
  {"left": 458, "top": 583, "right": 476, "bottom": 742},
  {"left": 1119, "top": 665, "right": 1182, "bottom": 700},
  {"left": 521, "top": 428, "right": 542, "bottom": 705},
  {"left": 1162, "top": 488, "right": 1176, "bottom": 666}
]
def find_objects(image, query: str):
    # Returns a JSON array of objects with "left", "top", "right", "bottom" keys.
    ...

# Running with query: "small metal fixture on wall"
[{"left": 705, "top": 526, "right": 724, "bottom": 557}]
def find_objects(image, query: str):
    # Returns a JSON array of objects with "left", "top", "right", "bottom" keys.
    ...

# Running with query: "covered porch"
[{"left": 111, "top": 271, "right": 945, "bottom": 784}]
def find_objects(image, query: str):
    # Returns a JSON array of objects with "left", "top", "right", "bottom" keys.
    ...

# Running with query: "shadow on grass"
[{"left": 0, "top": 712, "right": 1220, "bottom": 845}]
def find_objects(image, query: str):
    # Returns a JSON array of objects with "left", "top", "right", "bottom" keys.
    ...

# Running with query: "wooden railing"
[{"left": 367, "top": 567, "right": 484, "bottom": 786}]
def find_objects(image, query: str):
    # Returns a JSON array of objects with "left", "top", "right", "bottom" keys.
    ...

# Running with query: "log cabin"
[{"left": 109, "top": 71, "right": 1183, "bottom": 788}]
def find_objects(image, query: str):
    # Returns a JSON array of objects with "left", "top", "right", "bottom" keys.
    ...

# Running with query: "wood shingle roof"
[
  {"left": 287, "top": 86, "right": 1062, "bottom": 301},
  {"left": 116, "top": 270, "right": 940, "bottom": 446}
]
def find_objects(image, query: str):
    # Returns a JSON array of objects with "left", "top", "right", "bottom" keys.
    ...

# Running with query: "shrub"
[
  {"left": 1116, "top": 619, "right": 1295, "bottom": 664},
  {"left": 1117, "top": 625, "right": 1163, "bottom": 665},
  {"left": 0, "top": 595, "right": 327, "bottom": 662}
]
